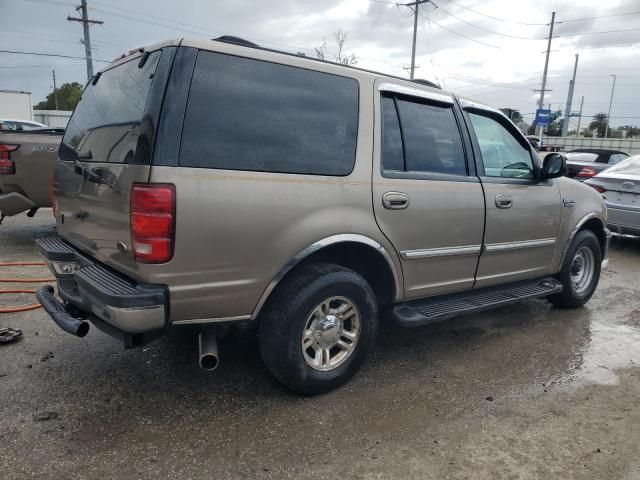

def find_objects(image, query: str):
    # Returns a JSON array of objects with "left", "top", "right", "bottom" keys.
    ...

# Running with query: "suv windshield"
[{"left": 60, "top": 51, "right": 161, "bottom": 163}]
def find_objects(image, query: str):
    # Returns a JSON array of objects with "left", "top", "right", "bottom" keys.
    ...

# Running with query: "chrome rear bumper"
[{"left": 36, "top": 236, "right": 168, "bottom": 341}]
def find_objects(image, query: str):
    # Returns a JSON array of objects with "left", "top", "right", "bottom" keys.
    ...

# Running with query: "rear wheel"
[
  {"left": 549, "top": 230, "right": 601, "bottom": 308},
  {"left": 259, "top": 263, "right": 378, "bottom": 395}
]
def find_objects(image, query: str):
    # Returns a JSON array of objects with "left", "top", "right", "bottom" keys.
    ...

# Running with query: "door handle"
[
  {"left": 382, "top": 192, "right": 410, "bottom": 210},
  {"left": 495, "top": 193, "right": 513, "bottom": 209}
]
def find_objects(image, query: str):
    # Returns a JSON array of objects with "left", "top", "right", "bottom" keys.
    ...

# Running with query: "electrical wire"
[
  {"left": 437, "top": 0, "right": 548, "bottom": 26},
  {"left": 419, "top": 10, "right": 502, "bottom": 49},
  {"left": 0, "top": 49, "right": 111, "bottom": 62},
  {"left": 429, "top": 0, "right": 543, "bottom": 40}
]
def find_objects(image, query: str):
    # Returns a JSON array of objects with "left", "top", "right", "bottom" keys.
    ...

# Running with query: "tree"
[
  {"left": 315, "top": 28, "right": 358, "bottom": 66},
  {"left": 588, "top": 113, "right": 609, "bottom": 138},
  {"left": 544, "top": 111, "right": 563, "bottom": 136},
  {"left": 34, "top": 82, "right": 83, "bottom": 111}
]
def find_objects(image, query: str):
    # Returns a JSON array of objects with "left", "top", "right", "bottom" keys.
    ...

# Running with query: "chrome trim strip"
[
  {"left": 250, "top": 234, "right": 403, "bottom": 320},
  {"left": 173, "top": 315, "right": 251, "bottom": 325},
  {"left": 401, "top": 245, "right": 481, "bottom": 260},
  {"left": 484, "top": 238, "right": 556, "bottom": 253},
  {"left": 379, "top": 82, "right": 454, "bottom": 105}
]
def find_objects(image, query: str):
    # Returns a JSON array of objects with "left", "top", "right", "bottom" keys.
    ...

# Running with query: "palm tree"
[{"left": 589, "top": 113, "right": 609, "bottom": 138}]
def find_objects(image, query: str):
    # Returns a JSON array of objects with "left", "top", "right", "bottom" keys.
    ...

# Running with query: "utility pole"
[
  {"left": 576, "top": 95, "right": 584, "bottom": 136},
  {"left": 605, "top": 74, "right": 616, "bottom": 138},
  {"left": 52, "top": 69, "right": 58, "bottom": 111},
  {"left": 67, "top": 0, "right": 103, "bottom": 83},
  {"left": 561, "top": 54, "right": 579, "bottom": 137},
  {"left": 407, "top": 0, "right": 430, "bottom": 79},
  {"left": 536, "top": 11, "right": 556, "bottom": 136}
]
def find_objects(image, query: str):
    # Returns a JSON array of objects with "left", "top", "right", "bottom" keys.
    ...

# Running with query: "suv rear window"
[
  {"left": 60, "top": 51, "right": 161, "bottom": 163},
  {"left": 179, "top": 51, "right": 359, "bottom": 176}
]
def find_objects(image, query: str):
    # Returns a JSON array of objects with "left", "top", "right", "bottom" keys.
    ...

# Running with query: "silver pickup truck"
[
  {"left": 0, "top": 129, "right": 63, "bottom": 223},
  {"left": 36, "top": 37, "right": 609, "bottom": 394}
]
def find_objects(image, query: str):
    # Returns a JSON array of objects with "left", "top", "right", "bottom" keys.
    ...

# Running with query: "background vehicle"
[
  {"left": 36, "top": 37, "right": 609, "bottom": 394},
  {"left": 565, "top": 148, "right": 629, "bottom": 180},
  {"left": 0, "top": 119, "right": 48, "bottom": 131},
  {"left": 586, "top": 155, "right": 640, "bottom": 236},
  {"left": 0, "top": 90, "right": 33, "bottom": 121},
  {"left": 0, "top": 128, "right": 62, "bottom": 222}
]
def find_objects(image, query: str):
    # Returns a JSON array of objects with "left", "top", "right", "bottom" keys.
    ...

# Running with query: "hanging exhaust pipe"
[{"left": 198, "top": 326, "right": 219, "bottom": 371}]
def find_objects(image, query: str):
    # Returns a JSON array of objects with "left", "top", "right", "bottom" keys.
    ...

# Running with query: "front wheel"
[
  {"left": 259, "top": 263, "right": 378, "bottom": 395},
  {"left": 549, "top": 230, "right": 602, "bottom": 308}
]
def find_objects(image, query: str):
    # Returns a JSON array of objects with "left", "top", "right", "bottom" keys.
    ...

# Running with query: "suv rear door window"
[
  {"left": 381, "top": 94, "right": 467, "bottom": 176},
  {"left": 60, "top": 51, "right": 161, "bottom": 163},
  {"left": 179, "top": 51, "right": 359, "bottom": 176}
]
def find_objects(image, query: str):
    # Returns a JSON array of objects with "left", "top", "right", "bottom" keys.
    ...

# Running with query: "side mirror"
[{"left": 541, "top": 153, "right": 567, "bottom": 180}]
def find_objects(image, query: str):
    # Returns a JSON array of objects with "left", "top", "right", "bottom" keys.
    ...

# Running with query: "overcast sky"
[{"left": 2, "top": 0, "right": 640, "bottom": 128}]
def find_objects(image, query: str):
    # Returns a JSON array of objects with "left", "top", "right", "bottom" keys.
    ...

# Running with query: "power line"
[
  {"left": 557, "top": 11, "right": 640, "bottom": 24},
  {"left": 437, "top": 0, "right": 548, "bottom": 26},
  {"left": 429, "top": 1, "right": 542, "bottom": 40},
  {"left": 555, "top": 28, "right": 640, "bottom": 38},
  {"left": 418, "top": 10, "right": 502, "bottom": 48},
  {"left": 0, "top": 49, "right": 110, "bottom": 62}
]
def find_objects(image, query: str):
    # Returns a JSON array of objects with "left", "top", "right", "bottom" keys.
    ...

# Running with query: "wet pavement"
[{"left": 1, "top": 211, "right": 639, "bottom": 479}]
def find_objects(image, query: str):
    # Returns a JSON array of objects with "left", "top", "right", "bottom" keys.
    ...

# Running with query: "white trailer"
[{"left": 0, "top": 90, "right": 33, "bottom": 121}]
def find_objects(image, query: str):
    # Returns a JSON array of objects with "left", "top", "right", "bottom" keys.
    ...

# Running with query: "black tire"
[
  {"left": 259, "top": 263, "right": 378, "bottom": 395},
  {"left": 549, "top": 230, "right": 602, "bottom": 308}
]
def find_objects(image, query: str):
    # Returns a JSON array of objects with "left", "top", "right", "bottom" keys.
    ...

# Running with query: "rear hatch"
[{"left": 54, "top": 47, "right": 174, "bottom": 278}]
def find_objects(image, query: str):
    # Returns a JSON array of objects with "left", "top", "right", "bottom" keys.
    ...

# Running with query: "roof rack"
[{"left": 210, "top": 35, "right": 442, "bottom": 90}]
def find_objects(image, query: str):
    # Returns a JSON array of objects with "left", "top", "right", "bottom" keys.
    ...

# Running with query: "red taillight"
[
  {"left": 588, "top": 184, "right": 607, "bottom": 194},
  {"left": 0, "top": 144, "right": 18, "bottom": 174},
  {"left": 130, "top": 183, "right": 175, "bottom": 263},
  {"left": 576, "top": 166, "right": 597, "bottom": 179}
]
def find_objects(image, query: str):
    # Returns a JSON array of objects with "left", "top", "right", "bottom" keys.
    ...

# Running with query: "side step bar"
[{"left": 392, "top": 277, "right": 562, "bottom": 327}]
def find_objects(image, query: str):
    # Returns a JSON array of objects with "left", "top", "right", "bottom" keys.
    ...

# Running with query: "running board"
[{"left": 392, "top": 277, "right": 562, "bottom": 327}]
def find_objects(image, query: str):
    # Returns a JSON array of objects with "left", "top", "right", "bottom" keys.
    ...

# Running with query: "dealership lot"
[{"left": 1, "top": 211, "right": 639, "bottom": 479}]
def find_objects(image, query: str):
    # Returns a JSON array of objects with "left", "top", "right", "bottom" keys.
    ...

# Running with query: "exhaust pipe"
[
  {"left": 36, "top": 285, "right": 90, "bottom": 337},
  {"left": 198, "top": 326, "right": 219, "bottom": 371}
]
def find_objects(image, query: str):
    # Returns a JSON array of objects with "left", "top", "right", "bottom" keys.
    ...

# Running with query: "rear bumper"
[
  {"left": 36, "top": 236, "right": 168, "bottom": 340},
  {"left": 0, "top": 191, "right": 36, "bottom": 216}
]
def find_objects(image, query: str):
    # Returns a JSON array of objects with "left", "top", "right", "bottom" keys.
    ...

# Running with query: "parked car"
[
  {"left": 565, "top": 149, "right": 629, "bottom": 180},
  {"left": 0, "top": 128, "right": 64, "bottom": 223},
  {"left": 585, "top": 155, "right": 640, "bottom": 236},
  {"left": 36, "top": 37, "right": 610, "bottom": 394},
  {"left": 0, "top": 118, "right": 47, "bottom": 131}
]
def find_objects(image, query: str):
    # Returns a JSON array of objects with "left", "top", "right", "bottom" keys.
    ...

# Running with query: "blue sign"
[{"left": 535, "top": 109, "right": 552, "bottom": 126}]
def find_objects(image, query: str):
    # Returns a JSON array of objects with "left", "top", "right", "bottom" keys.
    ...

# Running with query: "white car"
[{"left": 0, "top": 118, "right": 47, "bottom": 131}]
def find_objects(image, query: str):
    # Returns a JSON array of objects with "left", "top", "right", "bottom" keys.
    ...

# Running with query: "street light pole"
[{"left": 605, "top": 74, "right": 616, "bottom": 139}]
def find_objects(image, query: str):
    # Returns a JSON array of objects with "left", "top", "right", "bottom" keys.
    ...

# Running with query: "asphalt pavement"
[{"left": 1, "top": 211, "right": 639, "bottom": 479}]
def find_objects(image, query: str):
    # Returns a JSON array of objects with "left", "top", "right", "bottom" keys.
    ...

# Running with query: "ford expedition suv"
[{"left": 37, "top": 37, "right": 610, "bottom": 394}]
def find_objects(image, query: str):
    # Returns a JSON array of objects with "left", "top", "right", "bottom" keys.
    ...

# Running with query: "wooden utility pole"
[
  {"left": 67, "top": 0, "right": 103, "bottom": 82},
  {"left": 537, "top": 11, "right": 556, "bottom": 136},
  {"left": 406, "top": 0, "right": 431, "bottom": 79},
  {"left": 52, "top": 69, "right": 58, "bottom": 110}
]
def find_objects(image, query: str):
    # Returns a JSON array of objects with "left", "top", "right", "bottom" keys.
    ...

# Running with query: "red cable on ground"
[{"left": 0, "top": 262, "right": 54, "bottom": 314}]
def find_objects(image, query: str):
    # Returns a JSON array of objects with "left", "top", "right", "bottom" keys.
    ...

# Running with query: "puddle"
[{"left": 571, "top": 288, "right": 640, "bottom": 386}]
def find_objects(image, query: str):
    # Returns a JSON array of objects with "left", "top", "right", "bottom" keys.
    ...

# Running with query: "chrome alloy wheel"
[
  {"left": 571, "top": 246, "right": 595, "bottom": 295},
  {"left": 301, "top": 296, "right": 361, "bottom": 371}
]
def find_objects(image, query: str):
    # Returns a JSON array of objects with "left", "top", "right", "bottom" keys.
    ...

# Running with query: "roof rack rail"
[{"left": 208, "top": 34, "right": 442, "bottom": 90}]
